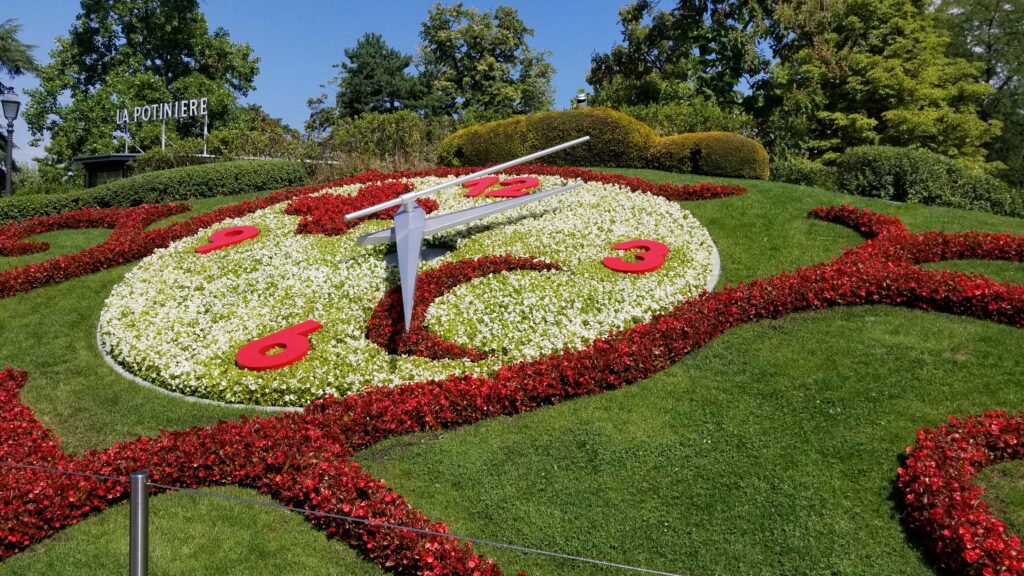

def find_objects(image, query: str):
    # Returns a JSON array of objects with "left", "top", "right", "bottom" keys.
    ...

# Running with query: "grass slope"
[{"left": 2, "top": 173, "right": 1024, "bottom": 574}]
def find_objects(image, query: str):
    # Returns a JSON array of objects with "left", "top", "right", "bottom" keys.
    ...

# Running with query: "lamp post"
[{"left": 2, "top": 87, "right": 22, "bottom": 197}]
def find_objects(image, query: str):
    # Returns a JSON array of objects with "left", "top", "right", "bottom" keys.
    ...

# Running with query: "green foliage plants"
[
  {"left": 835, "top": 146, "right": 1022, "bottom": 217},
  {"left": 438, "top": 108, "right": 770, "bottom": 179},
  {"left": 0, "top": 160, "right": 307, "bottom": 223}
]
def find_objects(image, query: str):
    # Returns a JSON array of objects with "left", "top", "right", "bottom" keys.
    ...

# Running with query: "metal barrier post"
[{"left": 129, "top": 470, "right": 149, "bottom": 576}]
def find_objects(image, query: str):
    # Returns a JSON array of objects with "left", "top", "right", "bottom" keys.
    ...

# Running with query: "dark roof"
[{"left": 71, "top": 153, "right": 141, "bottom": 166}]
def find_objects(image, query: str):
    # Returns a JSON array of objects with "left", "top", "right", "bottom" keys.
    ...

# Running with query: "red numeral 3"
[{"left": 602, "top": 240, "right": 670, "bottom": 274}]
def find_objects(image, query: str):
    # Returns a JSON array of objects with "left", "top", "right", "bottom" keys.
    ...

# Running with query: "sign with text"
[{"left": 116, "top": 97, "right": 208, "bottom": 124}]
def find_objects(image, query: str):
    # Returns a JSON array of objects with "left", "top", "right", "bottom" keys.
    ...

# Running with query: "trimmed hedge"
[
  {"left": 771, "top": 158, "right": 838, "bottom": 190},
  {"left": 651, "top": 132, "right": 770, "bottom": 180},
  {"left": 437, "top": 108, "right": 770, "bottom": 179},
  {"left": 0, "top": 160, "right": 306, "bottom": 223},
  {"left": 438, "top": 108, "right": 657, "bottom": 169},
  {"left": 835, "top": 146, "right": 1022, "bottom": 217}
]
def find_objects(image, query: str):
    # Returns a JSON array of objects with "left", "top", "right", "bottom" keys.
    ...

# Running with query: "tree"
[
  {"left": 23, "top": 0, "right": 259, "bottom": 167},
  {"left": 587, "top": 0, "right": 775, "bottom": 108},
  {"left": 417, "top": 3, "right": 555, "bottom": 119},
  {"left": 755, "top": 0, "right": 999, "bottom": 163},
  {"left": 0, "top": 19, "right": 39, "bottom": 79},
  {"left": 0, "top": 18, "right": 39, "bottom": 188},
  {"left": 333, "top": 33, "right": 420, "bottom": 118},
  {"left": 936, "top": 0, "right": 1024, "bottom": 184}
]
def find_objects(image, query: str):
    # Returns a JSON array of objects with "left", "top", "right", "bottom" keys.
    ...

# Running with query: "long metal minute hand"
[{"left": 356, "top": 183, "right": 581, "bottom": 247}]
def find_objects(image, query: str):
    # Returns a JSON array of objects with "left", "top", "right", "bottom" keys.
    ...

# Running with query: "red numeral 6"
[
  {"left": 236, "top": 320, "right": 323, "bottom": 371},
  {"left": 602, "top": 240, "right": 670, "bottom": 274},
  {"left": 196, "top": 225, "right": 260, "bottom": 254}
]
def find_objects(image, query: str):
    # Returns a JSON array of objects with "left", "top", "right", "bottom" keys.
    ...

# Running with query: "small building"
[{"left": 71, "top": 153, "right": 141, "bottom": 188}]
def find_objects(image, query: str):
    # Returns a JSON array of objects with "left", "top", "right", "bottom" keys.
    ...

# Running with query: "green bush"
[
  {"left": 11, "top": 164, "right": 86, "bottom": 196},
  {"left": 437, "top": 108, "right": 657, "bottom": 169},
  {"left": 0, "top": 160, "right": 307, "bottom": 223},
  {"left": 835, "top": 146, "right": 1022, "bottom": 217},
  {"left": 332, "top": 111, "right": 453, "bottom": 166},
  {"left": 651, "top": 132, "right": 770, "bottom": 180},
  {"left": 437, "top": 108, "right": 770, "bottom": 179},
  {"left": 129, "top": 139, "right": 210, "bottom": 175},
  {"left": 305, "top": 112, "right": 456, "bottom": 184},
  {"left": 619, "top": 102, "right": 753, "bottom": 135},
  {"left": 772, "top": 158, "right": 838, "bottom": 190}
]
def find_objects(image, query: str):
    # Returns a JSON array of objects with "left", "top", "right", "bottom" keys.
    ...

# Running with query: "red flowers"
[
  {"left": 367, "top": 255, "right": 561, "bottom": 361},
  {"left": 0, "top": 165, "right": 745, "bottom": 301},
  {"left": 286, "top": 180, "right": 440, "bottom": 237},
  {"left": 898, "top": 412, "right": 1024, "bottom": 575},
  {"left": 5, "top": 168, "right": 1024, "bottom": 574}
]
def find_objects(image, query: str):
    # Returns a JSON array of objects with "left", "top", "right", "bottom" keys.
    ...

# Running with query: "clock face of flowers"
[{"left": 98, "top": 174, "right": 719, "bottom": 407}]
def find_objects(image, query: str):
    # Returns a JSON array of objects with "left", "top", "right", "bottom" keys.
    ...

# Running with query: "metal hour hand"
[{"left": 343, "top": 136, "right": 591, "bottom": 332}]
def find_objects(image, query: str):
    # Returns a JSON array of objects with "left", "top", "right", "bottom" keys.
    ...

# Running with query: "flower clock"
[
  {"left": 3, "top": 164, "right": 1024, "bottom": 575},
  {"left": 98, "top": 168, "right": 719, "bottom": 407}
]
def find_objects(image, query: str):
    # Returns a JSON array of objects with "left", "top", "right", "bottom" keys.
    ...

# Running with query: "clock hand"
[
  {"left": 355, "top": 183, "right": 581, "bottom": 246},
  {"left": 344, "top": 137, "right": 591, "bottom": 334},
  {"left": 343, "top": 136, "right": 590, "bottom": 222},
  {"left": 393, "top": 202, "right": 427, "bottom": 331}
]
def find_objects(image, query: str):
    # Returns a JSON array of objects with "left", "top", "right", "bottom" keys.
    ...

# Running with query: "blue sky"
[{"left": 5, "top": 0, "right": 629, "bottom": 164}]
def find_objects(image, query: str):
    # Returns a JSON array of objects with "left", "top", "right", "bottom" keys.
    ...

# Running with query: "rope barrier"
[{"left": 0, "top": 460, "right": 682, "bottom": 576}]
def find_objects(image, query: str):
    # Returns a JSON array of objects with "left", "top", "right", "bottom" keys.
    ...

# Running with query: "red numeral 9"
[
  {"left": 196, "top": 225, "right": 260, "bottom": 254},
  {"left": 602, "top": 240, "right": 670, "bottom": 274}
]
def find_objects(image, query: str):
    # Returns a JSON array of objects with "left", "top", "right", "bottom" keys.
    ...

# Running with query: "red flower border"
[
  {"left": 0, "top": 165, "right": 744, "bottom": 300},
  {"left": 898, "top": 412, "right": 1024, "bottom": 575},
  {"left": 366, "top": 255, "right": 562, "bottom": 361},
  {"left": 4, "top": 169, "right": 1024, "bottom": 574}
]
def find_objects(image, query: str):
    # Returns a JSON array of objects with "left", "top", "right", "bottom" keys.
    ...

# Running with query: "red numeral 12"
[{"left": 462, "top": 176, "right": 540, "bottom": 198}]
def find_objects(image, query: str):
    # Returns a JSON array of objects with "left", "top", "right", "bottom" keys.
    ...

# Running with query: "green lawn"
[{"left": 2, "top": 172, "right": 1024, "bottom": 575}]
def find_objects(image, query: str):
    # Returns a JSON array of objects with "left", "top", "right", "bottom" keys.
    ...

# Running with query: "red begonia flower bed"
[
  {"left": 898, "top": 412, "right": 1024, "bottom": 575},
  {"left": 0, "top": 165, "right": 744, "bottom": 300},
  {"left": 367, "top": 255, "right": 562, "bottom": 361},
  {"left": 6, "top": 168, "right": 1024, "bottom": 574}
]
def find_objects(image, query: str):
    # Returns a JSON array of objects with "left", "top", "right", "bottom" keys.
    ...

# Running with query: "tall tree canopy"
[
  {"left": 0, "top": 19, "right": 39, "bottom": 79},
  {"left": 306, "top": 32, "right": 420, "bottom": 138},
  {"left": 24, "top": 0, "right": 259, "bottom": 166},
  {"left": 333, "top": 33, "right": 420, "bottom": 118},
  {"left": 757, "top": 0, "right": 998, "bottom": 163},
  {"left": 588, "top": 0, "right": 775, "bottom": 107},
  {"left": 0, "top": 19, "right": 38, "bottom": 185},
  {"left": 417, "top": 2, "right": 555, "bottom": 120},
  {"left": 936, "top": 0, "right": 1024, "bottom": 183}
]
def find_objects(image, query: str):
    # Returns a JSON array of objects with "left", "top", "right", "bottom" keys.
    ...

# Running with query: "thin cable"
[
  {"left": 0, "top": 461, "right": 127, "bottom": 483},
  {"left": 0, "top": 461, "right": 682, "bottom": 576},
  {"left": 150, "top": 481, "right": 682, "bottom": 576}
]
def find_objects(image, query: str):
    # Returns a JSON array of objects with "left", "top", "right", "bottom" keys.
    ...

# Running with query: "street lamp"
[{"left": 2, "top": 88, "right": 21, "bottom": 196}]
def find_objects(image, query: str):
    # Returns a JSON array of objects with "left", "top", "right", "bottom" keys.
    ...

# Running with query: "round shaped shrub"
[
  {"left": 835, "top": 146, "right": 1021, "bottom": 217},
  {"left": 771, "top": 158, "right": 838, "bottom": 190},
  {"left": 438, "top": 109, "right": 770, "bottom": 179},
  {"left": 437, "top": 108, "right": 658, "bottom": 168},
  {"left": 652, "top": 132, "right": 770, "bottom": 179}
]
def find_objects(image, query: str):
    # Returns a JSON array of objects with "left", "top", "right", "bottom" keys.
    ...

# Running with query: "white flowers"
[{"left": 99, "top": 174, "right": 718, "bottom": 406}]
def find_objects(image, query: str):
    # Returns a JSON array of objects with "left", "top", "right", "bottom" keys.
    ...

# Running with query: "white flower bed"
[{"left": 99, "top": 174, "right": 718, "bottom": 406}]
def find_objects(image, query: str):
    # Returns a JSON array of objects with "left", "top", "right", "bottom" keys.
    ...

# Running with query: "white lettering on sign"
[{"left": 116, "top": 97, "right": 209, "bottom": 124}]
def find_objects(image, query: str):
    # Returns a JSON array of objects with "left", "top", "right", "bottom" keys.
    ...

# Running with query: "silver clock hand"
[
  {"left": 343, "top": 136, "right": 590, "bottom": 222},
  {"left": 355, "top": 183, "right": 581, "bottom": 246},
  {"left": 393, "top": 203, "right": 426, "bottom": 331}
]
